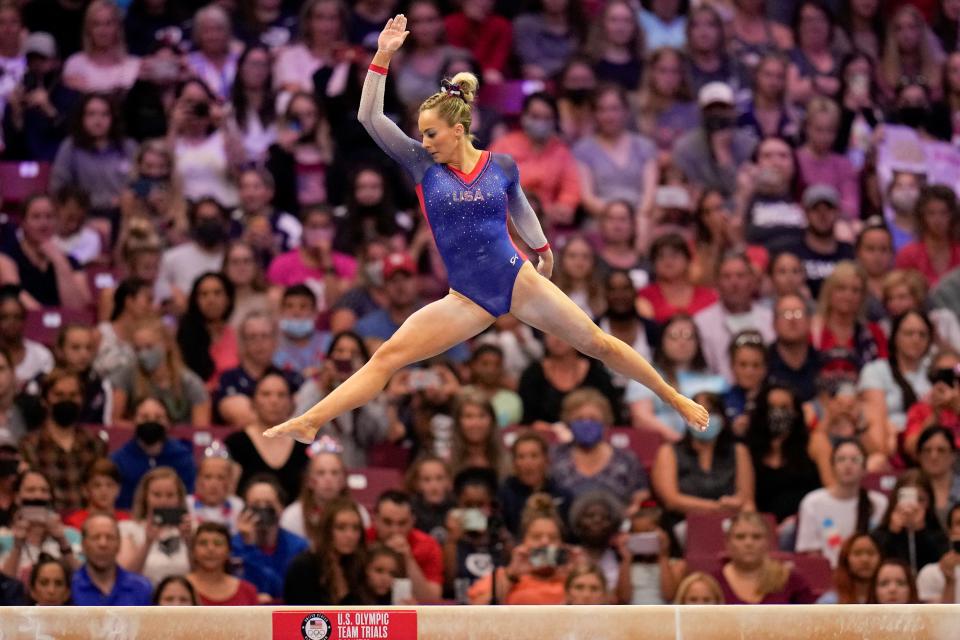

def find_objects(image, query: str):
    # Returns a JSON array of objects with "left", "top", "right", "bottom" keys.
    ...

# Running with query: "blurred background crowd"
[{"left": 0, "top": 0, "right": 957, "bottom": 610}]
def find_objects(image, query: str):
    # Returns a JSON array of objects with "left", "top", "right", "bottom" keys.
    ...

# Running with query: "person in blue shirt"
[
  {"left": 110, "top": 397, "right": 196, "bottom": 510},
  {"left": 266, "top": 15, "right": 707, "bottom": 445},
  {"left": 231, "top": 474, "right": 308, "bottom": 598},
  {"left": 71, "top": 514, "right": 152, "bottom": 606}
]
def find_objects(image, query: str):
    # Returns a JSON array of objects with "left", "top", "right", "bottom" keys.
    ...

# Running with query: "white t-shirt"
[
  {"left": 273, "top": 44, "right": 325, "bottom": 92},
  {"left": 187, "top": 494, "right": 244, "bottom": 535},
  {"left": 154, "top": 242, "right": 225, "bottom": 304},
  {"left": 119, "top": 519, "right": 190, "bottom": 587},
  {"left": 175, "top": 131, "right": 238, "bottom": 207},
  {"left": 62, "top": 53, "right": 141, "bottom": 93},
  {"left": 916, "top": 562, "right": 960, "bottom": 603},
  {"left": 280, "top": 499, "right": 371, "bottom": 539},
  {"left": 55, "top": 227, "right": 103, "bottom": 266},
  {"left": 16, "top": 340, "right": 54, "bottom": 386},
  {"left": 795, "top": 487, "right": 889, "bottom": 567}
]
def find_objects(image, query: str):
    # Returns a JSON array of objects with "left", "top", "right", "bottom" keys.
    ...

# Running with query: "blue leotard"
[{"left": 358, "top": 65, "right": 549, "bottom": 317}]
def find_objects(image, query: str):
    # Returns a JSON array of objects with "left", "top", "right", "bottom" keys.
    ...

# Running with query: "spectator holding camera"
[
  {"left": 903, "top": 351, "right": 960, "bottom": 459},
  {"left": 72, "top": 513, "right": 152, "bottom": 606},
  {"left": 168, "top": 79, "right": 241, "bottom": 209},
  {"left": 186, "top": 522, "right": 259, "bottom": 606},
  {"left": 871, "top": 470, "right": 949, "bottom": 573},
  {"left": 117, "top": 467, "right": 192, "bottom": 586},
  {"left": 618, "top": 502, "right": 685, "bottom": 604},
  {"left": 0, "top": 469, "right": 80, "bottom": 580},
  {"left": 442, "top": 467, "right": 503, "bottom": 597},
  {"left": 118, "top": 140, "right": 189, "bottom": 247},
  {"left": 284, "top": 497, "right": 367, "bottom": 605},
  {"left": 468, "top": 493, "right": 580, "bottom": 605},
  {"left": 232, "top": 475, "right": 308, "bottom": 600}
]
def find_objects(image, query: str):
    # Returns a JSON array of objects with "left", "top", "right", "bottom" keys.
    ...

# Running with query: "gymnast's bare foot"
[
  {"left": 671, "top": 393, "right": 710, "bottom": 431},
  {"left": 262, "top": 416, "right": 317, "bottom": 444}
]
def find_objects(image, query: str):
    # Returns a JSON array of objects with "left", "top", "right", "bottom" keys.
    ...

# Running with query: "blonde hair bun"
[{"left": 449, "top": 71, "right": 479, "bottom": 105}]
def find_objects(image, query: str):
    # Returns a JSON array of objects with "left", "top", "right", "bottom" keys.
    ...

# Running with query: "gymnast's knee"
[
  {"left": 368, "top": 338, "right": 410, "bottom": 375},
  {"left": 576, "top": 329, "right": 615, "bottom": 361}
]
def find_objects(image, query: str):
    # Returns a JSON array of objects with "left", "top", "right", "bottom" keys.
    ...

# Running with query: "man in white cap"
[
  {"left": 778, "top": 184, "right": 854, "bottom": 298},
  {"left": 672, "top": 81, "right": 756, "bottom": 198}
]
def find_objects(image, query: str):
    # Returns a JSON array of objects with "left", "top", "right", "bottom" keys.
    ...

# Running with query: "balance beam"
[{"left": 1, "top": 604, "right": 957, "bottom": 639}]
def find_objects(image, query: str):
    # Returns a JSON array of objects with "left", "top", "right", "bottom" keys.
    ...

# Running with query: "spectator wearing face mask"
[
  {"left": 110, "top": 397, "right": 196, "bottom": 511},
  {"left": 19, "top": 369, "right": 106, "bottom": 513},
  {"left": 273, "top": 285, "right": 330, "bottom": 380},
  {"left": 154, "top": 198, "right": 230, "bottom": 314},
  {"left": 673, "top": 82, "right": 757, "bottom": 198},
  {"left": 489, "top": 93, "right": 580, "bottom": 227},
  {"left": 44, "top": 324, "right": 111, "bottom": 426},
  {"left": 266, "top": 205, "right": 357, "bottom": 315}
]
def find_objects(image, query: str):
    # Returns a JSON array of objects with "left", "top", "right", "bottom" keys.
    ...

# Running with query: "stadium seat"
[
  {"left": 608, "top": 427, "right": 662, "bottom": 469},
  {"left": 366, "top": 440, "right": 412, "bottom": 470},
  {"left": 24, "top": 307, "right": 95, "bottom": 347},
  {"left": 477, "top": 80, "right": 537, "bottom": 117},
  {"left": 347, "top": 467, "right": 404, "bottom": 512},
  {"left": 685, "top": 511, "right": 778, "bottom": 560},
  {"left": 863, "top": 471, "right": 899, "bottom": 496},
  {"left": 787, "top": 553, "right": 834, "bottom": 597},
  {"left": 0, "top": 161, "right": 50, "bottom": 209}
]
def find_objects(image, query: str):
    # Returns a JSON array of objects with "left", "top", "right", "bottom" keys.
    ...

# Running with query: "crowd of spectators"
[{"left": 0, "top": 0, "right": 959, "bottom": 609}]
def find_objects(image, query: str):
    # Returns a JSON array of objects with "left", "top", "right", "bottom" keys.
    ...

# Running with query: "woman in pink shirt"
[
  {"left": 489, "top": 93, "right": 581, "bottom": 227},
  {"left": 796, "top": 96, "right": 859, "bottom": 223},
  {"left": 267, "top": 206, "right": 357, "bottom": 313},
  {"left": 895, "top": 185, "right": 960, "bottom": 286}
]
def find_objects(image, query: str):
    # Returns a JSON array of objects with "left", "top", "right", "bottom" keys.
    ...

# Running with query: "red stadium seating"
[
  {"left": 366, "top": 440, "right": 412, "bottom": 470},
  {"left": 0, "top": 161, "right": 50, "bottom": 209},
  {"left": 608, "top": 427, "right": 663, "bottom": 469},
  {"left": 25, "top": 307, "right": 95, "bottom": 347},
  {"left": 787, "top": 553, "right": 833, "bottom": 597},
  {"left": 347, "top": 467, "right": 404, "bottom": 512},
  {"left": 863, "top": 471, "right": 900, "bottom": 496}
]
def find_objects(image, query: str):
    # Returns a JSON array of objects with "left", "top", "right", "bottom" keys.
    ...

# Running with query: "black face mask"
[
  {"left": 135, "top": 421, "right": 167, "bottom": 446},
  {"left": 704, "top": 113, "right": 735, "bottom": 133},
  {"left": 193, "top": 219, "right": 227, "bottom": 248},
  {"left": 50, "top": 401, "right": 81, "bottom": 427},
  {"left": 606, "top": 307, "right": 636, "bottom": 321},
  {"left": 897, "top": 106, "right": 929, "bottom": 129},
  {"left": 564, "top": 88, "right": 592, "bottom": 105}
]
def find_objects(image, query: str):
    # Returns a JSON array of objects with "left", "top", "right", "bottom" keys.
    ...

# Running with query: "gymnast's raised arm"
[{"left": 357, "top": 15, "right": 432, "bottom": 183}]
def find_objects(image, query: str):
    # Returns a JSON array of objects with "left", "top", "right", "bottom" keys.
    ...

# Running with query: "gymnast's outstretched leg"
[
  {"left": 509, "top": 262, "right": 709, "bottom": 429},
  {"left": 264, "top": 293, "right": 495, "bottom": 442}
]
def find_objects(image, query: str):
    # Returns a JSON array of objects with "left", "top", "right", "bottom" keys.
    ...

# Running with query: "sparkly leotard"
[{"left": 358, "top": 65, "right": 549, "bottom": 317}]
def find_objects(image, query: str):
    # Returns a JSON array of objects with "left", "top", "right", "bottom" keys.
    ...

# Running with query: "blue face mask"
[
  {"left": 280, "top": 318, "right": 314, "bottom": 339},
  {"left": 569, "top": 419, "right": 605, "bottom": 448},
  {"left": 689, "top": 415, "right": 724, "bottom": 442}
]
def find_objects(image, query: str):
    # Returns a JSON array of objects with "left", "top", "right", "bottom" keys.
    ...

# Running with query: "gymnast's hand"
[
  {"left": 378, "top": 14, "right": 410, "bottom": 54},
  {"left": 262, "top": 414, "right": 318, "bottom": 444},
  {"left": 670, "top": 392, "right": 710, "bottom": 431},
  {"left": 537, "top": 248, "right": 554, "bottom": 278}
]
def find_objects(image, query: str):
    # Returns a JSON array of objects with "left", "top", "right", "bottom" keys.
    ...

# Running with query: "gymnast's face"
[{"left": 419, "top": 108, "right": 465, "bottom": 165}]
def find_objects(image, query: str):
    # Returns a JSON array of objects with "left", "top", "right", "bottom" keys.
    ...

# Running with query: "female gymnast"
[{"left": 264, "top": 14, "right": 709, "bottom": 443}]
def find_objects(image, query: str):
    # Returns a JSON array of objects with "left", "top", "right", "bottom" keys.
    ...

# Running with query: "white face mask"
[{"left": 889, "top": 187, "right": 920, "bottom": 214}]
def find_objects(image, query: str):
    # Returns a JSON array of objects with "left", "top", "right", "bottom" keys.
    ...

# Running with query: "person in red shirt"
[
  {"left": 187, "top": 522, "right": 260, "bottom": 606},
  {"left": 443, "top": 0, "right": 512, "bottom": 82},
  {"left": 63, "top": 459, "right": 130, "bottom": 530},
  {"left": 637, "top": 233, "right": 718, "bottom": 324},
  {"left": 894, "top": 185, "right": 960, "bottom": 287},
  {"left": 366, "top": 490, "right": 442, "bottom": 603},
  {"left": 810, "top": 261, "right": 887, "bottom": 367},
  {"left": 903, "top": 352, "right": 960, "bottom": 460}
]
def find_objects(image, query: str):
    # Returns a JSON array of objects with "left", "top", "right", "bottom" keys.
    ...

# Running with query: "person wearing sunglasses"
[{"left": 904, "top": 352, "right": 960, "bottom": 460}]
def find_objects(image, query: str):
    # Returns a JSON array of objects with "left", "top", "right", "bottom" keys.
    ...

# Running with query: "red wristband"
[
  {"left": 369, "top": 63, "right": 388, "bottom": 75},
  {"left": 534, "top": 243, "right": 550, "bottom": 253}
]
